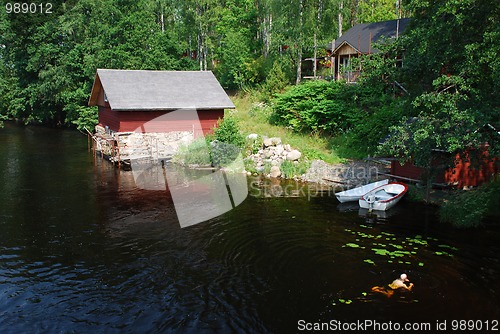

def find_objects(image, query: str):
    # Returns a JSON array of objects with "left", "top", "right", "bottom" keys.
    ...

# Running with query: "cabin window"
[{"left": 104, "top": 92, "right": 108, "bottom": 103}]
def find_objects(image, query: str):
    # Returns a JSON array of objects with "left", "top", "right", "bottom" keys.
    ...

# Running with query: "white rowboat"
[
  {"left": 335, "top": 179, "right": 389, "bottom": 203},
  {"left": 359, "top": 182, "right": 408, "bottom": 211}
]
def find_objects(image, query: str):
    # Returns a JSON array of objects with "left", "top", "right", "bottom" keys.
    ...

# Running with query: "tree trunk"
[
  {"left": 296, "top": 0, "right": 304, "bottom": 84},
  {"left": 313, "top": 33, "right": 317, "bottom": 80},
  {"left": 338, "top": 1, "right": 343, "bottom": 37},
  {"left": 296, "top": 48, "right": 302, "bottom": 84}
]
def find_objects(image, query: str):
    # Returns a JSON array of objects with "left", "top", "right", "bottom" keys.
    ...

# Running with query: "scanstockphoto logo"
[{"left": 129, "top": 108, "right": 248, "bottom": 228}]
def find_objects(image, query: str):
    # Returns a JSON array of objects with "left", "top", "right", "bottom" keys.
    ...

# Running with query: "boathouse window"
[{"left": 104, "top": 92, "right": 108, "bottom": 103}]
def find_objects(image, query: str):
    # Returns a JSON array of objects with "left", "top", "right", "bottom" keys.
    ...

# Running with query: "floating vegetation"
[
  {"left": 343, "top": 243, "right": 365, "bottom": 249},
  {"left": 342, "top": 227, "right": 459, "bottom": 266},
  {"left": 338, "top": 299, "right": 352, "bottom": 305},
  {"left": 359, "top": 224, "right": 372, "bottom": 229},
  {"left": 438, "top": 244, "right": 459, "bottom": 251},
  {"left": 435, "top": 251, "right": 454, "bottom": 257}
]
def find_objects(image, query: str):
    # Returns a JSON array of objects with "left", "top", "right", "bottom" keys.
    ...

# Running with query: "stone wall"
[{"left": 93, "top": 126, "right": 193, "bottom": 163}]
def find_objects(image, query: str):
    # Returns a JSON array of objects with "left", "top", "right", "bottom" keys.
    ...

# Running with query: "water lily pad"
[
  {"left": 339, "top": 299, "right": 352, "bottom": 304},
  {"left": 364, "top": 259, "right": 375, "bottom": 265},
  {"left": 438, "top": 244, "right": 459, "bottom": 251},
  {"left": 372, "top": 248, "right": 391, "bottom": 256}
]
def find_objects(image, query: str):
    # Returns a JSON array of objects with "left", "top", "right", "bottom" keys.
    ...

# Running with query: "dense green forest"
[
  {"left": 0, "top": 0, "right": 498, "bottom": 163},
  {"left": 0, "top": 0, "right": 407, "bottom": 128},
  {"left": 270, "top": 0, "right": 498, "bottom": 167}
]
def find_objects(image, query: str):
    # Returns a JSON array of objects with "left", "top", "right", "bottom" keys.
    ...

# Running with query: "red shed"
[{"left": 88, "top": 69, "right": 235, "bottom": 136}]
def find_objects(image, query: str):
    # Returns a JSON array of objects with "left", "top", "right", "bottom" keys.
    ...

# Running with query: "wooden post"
[
  {"left": 369, "top": 32, "right": 372, "bottom": 54},
  {"left": 348, "top": 54, "right": 351, "bottom": 82},
  {"left": 115, "top": 133, "right": 121, "bottom": 169}
]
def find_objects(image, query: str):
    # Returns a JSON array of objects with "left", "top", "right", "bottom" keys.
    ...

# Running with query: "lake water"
[{"left": 1, "top": 123, "right": 499, "bottom": 333}]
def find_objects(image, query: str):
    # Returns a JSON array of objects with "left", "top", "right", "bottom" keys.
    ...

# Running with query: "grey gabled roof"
[
  {"left": 89, "top": 69, "right": 235, "bottom": 111},
  {"left": 328, "top": 18, "right": 410, "bottom": 54}
]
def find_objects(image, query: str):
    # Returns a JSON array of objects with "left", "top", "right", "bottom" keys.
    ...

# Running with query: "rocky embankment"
[
  {"left": 244, "top": 134, "right": 383, "bottom": 188},
  {"left": 244, "top": 135, "right": 303, "bottom": 178}
]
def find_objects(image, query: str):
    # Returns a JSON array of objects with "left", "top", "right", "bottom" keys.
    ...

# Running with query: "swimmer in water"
[{"left": 371, "top": 273, "right": 414, "bottom": 298}]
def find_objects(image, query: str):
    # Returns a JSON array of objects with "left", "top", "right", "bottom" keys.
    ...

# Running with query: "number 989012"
[{"left": 5, "top": 3, "right": 53, "bottom": 14}]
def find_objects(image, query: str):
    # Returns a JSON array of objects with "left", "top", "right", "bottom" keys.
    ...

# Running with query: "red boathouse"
[
  {"left": 390, "top": 147, "right": 499, "bottom": 188},
  {"left": 88, "top": 69, "right": 235, "bottom": 136}
]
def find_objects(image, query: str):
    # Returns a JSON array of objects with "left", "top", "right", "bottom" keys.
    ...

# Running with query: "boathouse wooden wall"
[
  {"left": 391, "top": 149, "right": 499, "bottom": 188},
  {"left": 98, "top": 107, "right": 223, "bottom": 136}
]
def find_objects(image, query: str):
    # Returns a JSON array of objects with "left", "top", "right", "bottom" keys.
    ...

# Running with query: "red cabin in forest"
[{"left": 88, "top": 69, "right": 234, "bottom": 136}]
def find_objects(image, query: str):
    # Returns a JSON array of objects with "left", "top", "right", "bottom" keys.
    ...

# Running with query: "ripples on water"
[{"left": 0, "top": 124, "right": 499, "bottom": 333}]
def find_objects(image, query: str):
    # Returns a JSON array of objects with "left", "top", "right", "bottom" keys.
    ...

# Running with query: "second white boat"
[{"left": 359, "top": 182, "right": 408, "bottom": 211}]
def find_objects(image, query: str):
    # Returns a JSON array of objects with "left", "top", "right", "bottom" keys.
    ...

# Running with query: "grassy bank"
[{"left": 230, "top": 93, "right": 345, "bottom": 165}]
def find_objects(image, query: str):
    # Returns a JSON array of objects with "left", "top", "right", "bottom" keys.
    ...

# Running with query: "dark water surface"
[{"left": 1, "top": 123, "right": 499, "bottom": 333}]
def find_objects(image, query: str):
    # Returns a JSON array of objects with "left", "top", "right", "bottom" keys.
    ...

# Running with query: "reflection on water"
[{"left": 0, "top": 123, "right": 499, "bottom": 333}]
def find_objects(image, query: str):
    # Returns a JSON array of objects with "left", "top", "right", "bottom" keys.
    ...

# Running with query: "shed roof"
[
  {"left": 328, "top": 18, "right": 410, "bottom": 55},
  {"left": 88, "top": 69, "right": 235, "bottom": 111}
]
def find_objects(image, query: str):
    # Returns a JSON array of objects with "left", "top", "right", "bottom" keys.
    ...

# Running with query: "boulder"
[
  {"left": 275, "top": 144, "right": 284, "bottom": 156},
  {"left": 270, "top": 165, "right": 281, "bottom": 178},
  {"left": 263, "top": 136, "right": 273, "bottom": 147},
  {"left": 95, "top": 125, "right": 105, "bottom": 134},
  {"left": 246, "top": 133, "right": 259, "bottom": 140},
  {"left": 286, "top": 149, "right": 302, "bottom": 161},
  {"left": 270, "top": 137, "right": 282, "bottom": 145}
]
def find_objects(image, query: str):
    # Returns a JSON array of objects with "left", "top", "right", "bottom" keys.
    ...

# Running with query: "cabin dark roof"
[
  {"left": 328, "top": 18, "right": 410, "bottom": 54},
  {"left": 89, "top": 69, "right": 235, "bottom": 111}
]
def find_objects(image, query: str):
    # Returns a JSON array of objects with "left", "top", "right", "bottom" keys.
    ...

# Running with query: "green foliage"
[
  {"left": 280, "top": 160, "right": 310, "bottom": 179},
  {"left": 271, "top": 80, "right": 362, "bottom": 134},
  {"left": 271, "top": 79, "right": 405, "bottom": 158},
  {"left": 258, "top": 59, "right": 293, "bottom": 101},
  {"left": 213, "top": 116, "right": 245, "bottom": 148},
  {"left": 405, "top": 184, "right": 427, "bottom": 203},
  {"left": 70, "top": 106, "right": 98, "bottom": 132},
  {"left": 244, "top": 135, "right": 263, "bottom": 156},
  {"left": 210, "top": 115, "right": 245, "bottom": 167},
  {"left": 439, "top": 177, "right": 500, "bottom": 228},
  {"left": 173, "top": 137, "right": 212, "bottom": 166},
  {"left": 0, "top": 0, "right": 194, "bottom": 128},
  {"left": 357, "top": 0, "right": 398, "bottom": 23},
  {"left": 210, "top": 141, "right": 242, "bottom": 167},
  {"left": 378, "top": 75, "right": 479, "bottom": 168},
  {"left": 243, "top": 158, "right": 258, "bottom": 174}
]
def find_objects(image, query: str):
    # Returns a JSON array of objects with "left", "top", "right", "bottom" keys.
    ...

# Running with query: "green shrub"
[
  {"left": 214, "top": 116, "right": 245, "bottom": 148},
  {"left": 243, "top": 158, "right": 257, "bottom": 174},
  {"left": 440, "top": 177, "right": 500, "bottom": 228},
  {"left": 173, "top": 137, "right": 212, "bottom": 166},
  {"left": 259, "top": 59, "right": 291, "bottom": 101},
  {"left": 405, "top": 184, "right": 427, "bottom": 203},
  {"left": 244, "top": 134, "right": 263, "bottom": 156},
  {"left": 270, "top": 79, "right": 406, "bottom": 158},
  {"left": 210, "top": 141, "right": 241, "bottom": 167},
  {"left": 271, "top": 80, "right": 361, "bottom": 134},
  {"left": 350, "top": 100, "right": 406, "bottom": 155},
  {"left": 280, "top": 160, "right": 311, "bottom": 179}
]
